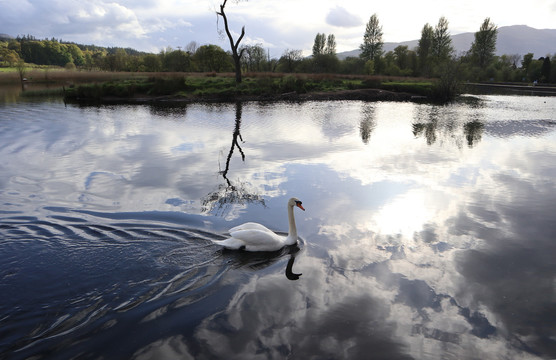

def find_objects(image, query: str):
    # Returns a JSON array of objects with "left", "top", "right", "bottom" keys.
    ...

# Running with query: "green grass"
[
  {"left": 20, "top": 87, "right": 66, "bottom": 97},
  {"left": 62, "top": 73, "right": 439, "bottom": 102},
  {"left": 380, "top": 81, "right": 434, "bottom": 97}
]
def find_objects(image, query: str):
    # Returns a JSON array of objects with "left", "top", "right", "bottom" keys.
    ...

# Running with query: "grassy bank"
[
  {"left": 61, "top": 72, "right": 437, "bottom": 102},
  {"left": 0, "top": 67, "right": 443, "bottom": 102}
]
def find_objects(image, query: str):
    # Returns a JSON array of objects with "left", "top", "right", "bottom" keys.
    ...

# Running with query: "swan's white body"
[{"left": 212, "top": 197, "right": 305, "bottom": 252}]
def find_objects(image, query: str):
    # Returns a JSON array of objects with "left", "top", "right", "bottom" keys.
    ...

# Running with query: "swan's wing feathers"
[
  {"left": 229, "top": 222, "right": 272, "bottom": 233},
  {"left": 228, "top": 229, "right": 284, "bottom": 251},
  {"left": 214, "top": 222, "right": 284, "bottom": 251},
  {"left": 211, "top": 237, "right": 245, "bottom": 250}
]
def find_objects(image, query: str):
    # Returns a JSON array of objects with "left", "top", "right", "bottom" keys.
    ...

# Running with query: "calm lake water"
[{"left": 1, "top": 94, "right": 556, "bottom": 359}]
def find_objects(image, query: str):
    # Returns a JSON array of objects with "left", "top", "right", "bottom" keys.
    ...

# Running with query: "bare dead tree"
[{"left": 216, "top": 0, "right": 246, "bottom": 83}]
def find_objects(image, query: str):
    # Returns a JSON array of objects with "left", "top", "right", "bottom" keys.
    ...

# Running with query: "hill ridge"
[{"left": 338, "top": 25, "right": 556, "bottom": 59}]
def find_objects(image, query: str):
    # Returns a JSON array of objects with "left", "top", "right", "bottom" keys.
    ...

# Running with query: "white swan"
[{"left": 212, "top": 197, "right": 305, "bottom": 251}]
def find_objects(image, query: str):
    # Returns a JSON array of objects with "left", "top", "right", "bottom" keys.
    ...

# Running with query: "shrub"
[
  {"left": 149, "top": 77, "right": 187, "bottom": 95},
  {"left": 361, "top": 78, "right": 382, "bottom": 88}
]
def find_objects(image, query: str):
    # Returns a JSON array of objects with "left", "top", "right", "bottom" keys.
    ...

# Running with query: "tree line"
[
  {"left": 352, "top": 15, "right": 553, "bottom": 83},
  {"left": 0, "top": 16, "right": 554, "bottom": 84}
]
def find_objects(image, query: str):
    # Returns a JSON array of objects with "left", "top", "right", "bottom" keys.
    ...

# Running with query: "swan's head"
[{"left": 289, "top": 197, "right": 305, "bottom": 211}]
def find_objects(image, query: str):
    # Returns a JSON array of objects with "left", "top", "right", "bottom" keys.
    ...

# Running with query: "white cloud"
[
  {"left": 0, "top": 0, "right": 555, "bottom": 54},
  {"left": 326, "top": 6, "right": 362, "bottom": 28}
]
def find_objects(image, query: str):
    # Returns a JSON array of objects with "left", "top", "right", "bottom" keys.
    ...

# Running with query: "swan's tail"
[{"left": 211, "top": 237, "right": 245, "bottom": 250}]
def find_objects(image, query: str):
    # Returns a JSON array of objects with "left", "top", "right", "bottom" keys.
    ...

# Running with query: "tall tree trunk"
[{"left": 217, "top": 0, "right": 245, "bottom": 83}]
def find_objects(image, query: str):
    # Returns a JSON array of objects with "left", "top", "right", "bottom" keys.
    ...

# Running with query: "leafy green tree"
[
  {"left": 432, "top": 17, "right": 453, "bottom": 61},
  {"left": 551, "top": 54, "right": 556, "bottom": 83},
  {"left": 417, "top": 23, "right": 434, "bottom": 76},
  {"left": 541, "top": 56, "right": 551, "bottom": 82},
  {"left": 113, "top": 49, "right": 128, "bottom": 71},
  {"left": 364, "top": 59, "right": 375, "bottom": 75},
  {"left": 312, "top": 33, "right": 326, "bottom": 57},
  {"left": 521, "top": 53, "right": 534, "bottom": 70},
  {"left": 325, "top": 34, "right": 336, "bottom": 55},
  {"left": 142, "top": 53, "right": 162, "bottom": 72},
  {"left": 103, "top": 48, "right": 128, "bottom": 71},
  {"left": 44, "top": 41, "right": 72, "bottom": 66},
  {"left": 359, "top": 14, "right": 383, "bottom": 61},
  {"left": 0, "top": 43, "right": 19, "bottom": 66},
  {"left": 92, "top": 50, "right": 107, "bottom": 70},
  {"left": 7, "top": 39, "right": 20, "bottom": 53},
  {"left": 19, "top": 40, "right": 42, "bottom": 64},
  {"left": 162, "top": 49, "right": 191, "bottom": 72},
  {"left": 16, "top": 59, "right": 27, "bottom": 86},
  {"left": 470, "top": 18, "right": 497, "bottom": 68},
  {"left": 309, "top": 33, "right": 338, "bottom": 73},
  {"left": 311, "top": 53, "right": 340, "bottom": 73},
  {"left": 394, "top": 45, "right": 409, "bottom": 70},
  {"left": 194, "top": 44, "right": 233, "bottom": 72},
  {"left": 240, "top": 44, "right": 266, "bottom": 72},
  {"left": 526, "top": 58, "right": 543, "bottom": 82},
  {"left": 340, "top": 57, "right": 365, "bottom": 74},
  {"left": 67, "top": 44, "right": 85, "bottom": 66},
  {"left": 83, "top": 52, "right": 94, "bottom": 70},
  {"left": 278, "top": 49, "right": 303, "bottom": 72}
]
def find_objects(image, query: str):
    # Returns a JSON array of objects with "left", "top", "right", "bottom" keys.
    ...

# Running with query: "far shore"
[
  {"left": 70, "top": 88, "right": 423, "bottom": 105},
  {"left": 3, "top": 69, "right": 553, "bottom": 104}
]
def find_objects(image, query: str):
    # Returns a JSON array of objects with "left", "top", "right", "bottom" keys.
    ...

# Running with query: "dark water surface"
[{"left": 1, "top": 96, "right": 556, "bottom": 359}]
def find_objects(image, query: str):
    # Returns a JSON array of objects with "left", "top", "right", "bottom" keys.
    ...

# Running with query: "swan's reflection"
[
  {"left": 221, "top": 243, "right": 302, "bottom": 281},
  {"left": 202, "top": 102, "right": 265, "bottom": 216},
  {"left": 285, "top": 247, "right": 302, "bottom": 280}
]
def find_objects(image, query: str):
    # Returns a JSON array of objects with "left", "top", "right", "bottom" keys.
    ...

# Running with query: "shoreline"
[{"left": 67, "top": 88, "right": 424, "bottom": 105}]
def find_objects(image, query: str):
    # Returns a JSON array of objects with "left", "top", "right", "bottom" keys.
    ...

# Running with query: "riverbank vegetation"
[
  {"left": 60, "top": 73, "right": 436, "bottom": 103},
  {"left": 1, "top": 15, "right": 553, "bottom": 103}
]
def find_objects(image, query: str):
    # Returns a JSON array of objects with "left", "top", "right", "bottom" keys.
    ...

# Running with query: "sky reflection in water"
[{"left": 1, "top": 95, "right": 556, "bottom": 359}]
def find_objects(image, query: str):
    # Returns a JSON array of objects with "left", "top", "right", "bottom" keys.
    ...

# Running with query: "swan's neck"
[{"left": 286, "top": 204, "right": 297, "bottom": 245}]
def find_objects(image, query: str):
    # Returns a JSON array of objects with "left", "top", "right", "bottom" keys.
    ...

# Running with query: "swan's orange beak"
[{"left": 297, "top": 203, "right": 305, "bottom": 211}]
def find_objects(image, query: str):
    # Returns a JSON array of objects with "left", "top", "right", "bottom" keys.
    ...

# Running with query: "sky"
[{"left": 1, "top": 0, "right": 555, "bottom": 57}]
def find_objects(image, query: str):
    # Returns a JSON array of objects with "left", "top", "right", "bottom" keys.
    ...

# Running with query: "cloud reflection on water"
[{"left": 1, "top": 96, "right": 556, "bottom": 359}]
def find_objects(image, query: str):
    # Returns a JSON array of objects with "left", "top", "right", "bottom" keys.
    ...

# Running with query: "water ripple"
[{"left": 0, "top": 214, "right": 227, "bottom": 358}]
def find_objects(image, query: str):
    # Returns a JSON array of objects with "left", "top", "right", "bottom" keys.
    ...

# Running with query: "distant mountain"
[
  {"left": 0, "top": 33, "right": 14, "bottom": 41},
  {"left": 338, "top": 25, "right": 556, "bottom": 59}
]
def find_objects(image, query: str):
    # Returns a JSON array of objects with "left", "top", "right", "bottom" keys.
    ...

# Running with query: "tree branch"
[{"left": 215, "top": 0, "right": 246, "bottom": 83}]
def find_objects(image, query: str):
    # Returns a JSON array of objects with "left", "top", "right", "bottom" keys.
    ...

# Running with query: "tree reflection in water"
[
  {"left": 359, "top": 104, "right": 376, "bottom": 144},
  {"left": 413, "top": 109, "right": 484, "bottom": 148},
  {"left": 463, "top": 120, "right": 484, "bottom": 147},
  {"left": 202, "top": 102, "right": 265, "bottom": 216}
]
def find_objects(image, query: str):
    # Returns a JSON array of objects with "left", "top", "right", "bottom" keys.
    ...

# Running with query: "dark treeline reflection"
[
  {"left": 202, "top": 102, "right": 265, "bottom": 216},
  {"left": 412, "top": 108, "right": 484, "bottom": 148},
  {"left": 413, "top": 120, "right": 484, "bottom": 148},
  {"left": 463, "top": 120, "right": 485, "bottom": 147},
  {"left": 360, "top": 104, "right": 376, "bottom": 144}
]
